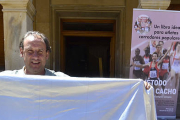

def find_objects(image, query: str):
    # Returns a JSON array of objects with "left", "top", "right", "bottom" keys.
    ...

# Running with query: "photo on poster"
[{"left": 134, "top": 14, "right": 152, "bottom": 35}]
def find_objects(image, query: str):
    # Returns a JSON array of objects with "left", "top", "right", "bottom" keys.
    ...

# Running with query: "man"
[
  {"left": 159, "top": 49, "right": 171, "bottom": 90},
  {"left": 158, "top": 41, "right": 164, "bottom": 54},
  {"left": 170, "top": 42, "right": 180, "bottom": 89},
  {"left": 1, "top": 31, "right": 151, "bottom": 89},
  {"left": 155, "top": 44, "right": 163, "bottom": 61},
  {"left": 159, "top": 49, "right": 171, "bottom": 81},
  {"left": 132, "top": 48, "right": 144, "bottom": 78},
  {"left": 149, "top": 40, "right": 157, "bottom": 55},
  {"left": 0, "top": 31, "right": 69, "bottom": 76},
  {"left": 142, "top": 47, "right": 152, "bottom": 80}
]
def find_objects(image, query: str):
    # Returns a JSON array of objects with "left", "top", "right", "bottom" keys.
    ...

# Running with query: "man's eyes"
[
  {"left": 28, "top": 50, "right": 33, "bottom": 54},
  {"left": 38, "top": 51, "right": 43, "bottom": 54},
  {"left": 27, "top": 50, "right": 43, "bottom": 54}
]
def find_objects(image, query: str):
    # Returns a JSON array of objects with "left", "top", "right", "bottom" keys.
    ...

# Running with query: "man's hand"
[{"left": 144, "top": 81, "right": 151, "bottom": 90}]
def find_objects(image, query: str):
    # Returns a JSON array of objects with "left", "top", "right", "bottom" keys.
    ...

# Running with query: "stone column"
[
  {"left": 140, "top": 0, "right": 171, "bottom": 10},
  {"left": 0, "top": 0, "right": 36, "bottom": 70}
]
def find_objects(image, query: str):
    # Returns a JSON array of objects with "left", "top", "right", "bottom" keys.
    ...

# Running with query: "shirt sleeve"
[{"left": 54, "top": 72, "right": 70, "bottom": 77}]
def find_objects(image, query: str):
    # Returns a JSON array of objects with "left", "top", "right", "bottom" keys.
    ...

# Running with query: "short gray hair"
[{"left": 19, "top": 31, "right": 51, "bottom": 52}]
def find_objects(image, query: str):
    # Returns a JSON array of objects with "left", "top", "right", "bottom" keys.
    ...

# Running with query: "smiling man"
[
  {"left": 1, "top": 31, "right": 69, "bottom": 76},
  {"left": 20, "top": 32, "right": 50, "bottom": 75}
]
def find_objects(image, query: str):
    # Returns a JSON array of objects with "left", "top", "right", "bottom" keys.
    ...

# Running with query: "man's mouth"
[{"left": 31, "top": 61, "right": 40, "bottom": 64}]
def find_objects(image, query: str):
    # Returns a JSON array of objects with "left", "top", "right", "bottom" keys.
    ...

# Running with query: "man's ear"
[
  {"left": 20, "top": 47, "right": 24, "bottom": 57},
  {"left": 46, "top": 51, "right": 50, "bottom": 60}
]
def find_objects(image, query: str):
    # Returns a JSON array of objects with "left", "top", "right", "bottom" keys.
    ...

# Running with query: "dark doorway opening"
[{"left": 65, "top": 36, "right": 110, "bottom": 77}]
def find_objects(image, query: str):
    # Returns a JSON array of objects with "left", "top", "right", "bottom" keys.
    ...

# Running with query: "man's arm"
[
  {"left": 132, "top": 62, "right": 149, "bottom": 68},
  {"left": 169, "top": 56, "right": 171, "bottom": 72},
  {"left": 141, "top": 56, "right": 145, "bottom": 64},
  {"left": 158, "top": 42, "right": 173, "bottom": 65},
  {"left": 130, "top": 57, "right": 135, "bottom": 67}
]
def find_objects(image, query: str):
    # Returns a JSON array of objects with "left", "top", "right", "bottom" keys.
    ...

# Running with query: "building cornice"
[{"left": 0, "top": 0, "right": 36, "bottom": 20}]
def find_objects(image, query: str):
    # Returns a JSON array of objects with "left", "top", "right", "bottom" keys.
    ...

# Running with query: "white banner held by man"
[{"left": 0, "top": 75, "right": 156, "bottom": 120}]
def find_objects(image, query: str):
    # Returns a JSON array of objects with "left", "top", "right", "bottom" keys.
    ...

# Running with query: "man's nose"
[{"left": 32, "top": 52, "right": 39, "bottom": 59}]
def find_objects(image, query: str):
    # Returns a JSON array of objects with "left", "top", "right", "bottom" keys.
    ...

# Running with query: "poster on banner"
[{"left": 129, "top": 9, "right": 180, "bottom": 119}]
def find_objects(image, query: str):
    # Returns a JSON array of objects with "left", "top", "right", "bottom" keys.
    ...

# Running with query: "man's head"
[
  {"left": 135, "top": 48, "right": 140, "bottom": 56},
  {"left": 163, "top": 48, "right": 167, "bottom": 55},
  {"left": 19, "top": 31, "right": 51, "bottom": 75},
  {"left": 152, "top": 52, "right": 158, "bottom": 62},
  {"left": 174, "top": 42, "right": 180, "bottom": 51},
  {"left": 158, "top": 41, "right": 164, "bottom": 46},
  {"left": 158, "top": 41, "right": 164, "bottom": 50},
  {"left": 144, "top": 47, "right": 149, "bottom": 55},
  {"left": 156, "top": 44, "right": 161, "bottom": 53}
]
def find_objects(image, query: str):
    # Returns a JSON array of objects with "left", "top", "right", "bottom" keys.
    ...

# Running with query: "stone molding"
[
  {"left": 52, "top": 4, "right": 125, "bottom": 11},
  {"left": 0, "top": 0, "right": 36, "bottom": 20},
  {"left": 140, "top": 0, "right": 171, "bottom": 10}
]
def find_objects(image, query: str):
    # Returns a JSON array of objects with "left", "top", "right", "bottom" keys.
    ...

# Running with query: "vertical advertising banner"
[{"left": 130, "top": 9, "right": 180, "bottom": 119}]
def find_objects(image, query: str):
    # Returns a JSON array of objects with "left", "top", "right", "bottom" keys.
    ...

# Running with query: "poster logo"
[{"left": 134, "top": 15, "right": 152, "bottom": 35}]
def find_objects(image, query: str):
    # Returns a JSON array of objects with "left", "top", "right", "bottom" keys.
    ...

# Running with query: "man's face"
[
  {"left": 156, "top": 45, "right": 161, "bottom": 52},
  {"left": 159, "top": 42, "right": 163, "bottom": 46},
  {"left": 145, "top": 50, "right": 148, "bottom": 54},
  {"left": 177, "top": 43, "right": 180, "bottom": 50},
  {"left": 20, "top": 35, "right": 49, "bottom": 75},
  {"left": 163, "top": 50, "right": 167, "bottom": 54},
  {"left": 159, "top": 42, "right": 163, "bottom": 49},
  {"left": 152, "top": 54, "right": 157, "bottom": 62},
  {"left": 135, "top": 50, "right": 140, "bottom": 56}
]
